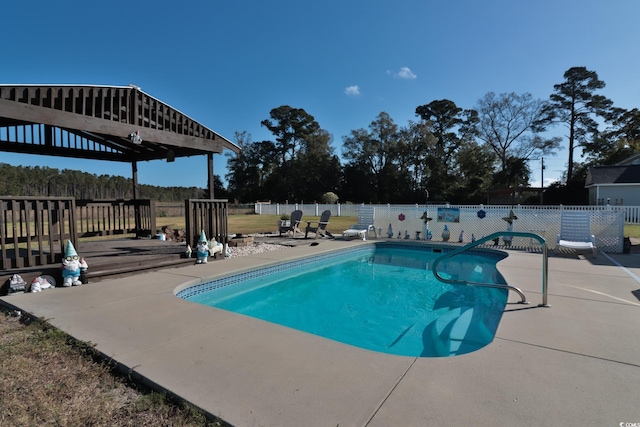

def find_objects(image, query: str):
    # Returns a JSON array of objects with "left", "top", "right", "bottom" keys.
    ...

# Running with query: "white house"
[{"left": 585, "top": 153, "right": 640, "bottom": 205}]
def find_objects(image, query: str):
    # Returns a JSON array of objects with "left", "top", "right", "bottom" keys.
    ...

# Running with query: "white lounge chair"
[
  {"left": 343, "top": 206, "right": 377, "bottom": 240},
  {"left": 557, "top": 211, "right": 597, "bottom": 256}
]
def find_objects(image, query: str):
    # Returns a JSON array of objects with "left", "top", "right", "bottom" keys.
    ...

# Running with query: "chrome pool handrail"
[{"left": 431, "top": 231, "right": 550, "bottom": 307}]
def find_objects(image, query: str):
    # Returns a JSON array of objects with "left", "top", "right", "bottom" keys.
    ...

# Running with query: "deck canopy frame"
[{"left": 0, "top": 84, "right": 240, "bottom": 197}]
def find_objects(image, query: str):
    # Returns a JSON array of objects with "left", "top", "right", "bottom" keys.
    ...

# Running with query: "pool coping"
[
  {"left": 175, "top": 241, "right": 508, "bottom": 298},
  {"left": 2, "top": 238, "right": 640, "bottom": 426}
]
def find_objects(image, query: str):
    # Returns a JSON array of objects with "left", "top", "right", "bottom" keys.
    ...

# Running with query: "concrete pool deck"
[{"left": 2, "top": 239, "right": 640, "bottom": 426}]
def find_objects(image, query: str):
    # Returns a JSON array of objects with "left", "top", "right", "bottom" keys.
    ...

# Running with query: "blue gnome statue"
[
  {"left": 196, "top": 230, "right": 210, "bottom": 264},
  {"left": 442, "top": 225, "right": 450, "bottom": 242},
  {"left": 61, "top": 240, "right": 83, "bottom": 286}
]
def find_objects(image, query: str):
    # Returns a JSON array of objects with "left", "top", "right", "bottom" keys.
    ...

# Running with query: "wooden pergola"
[
  {"left": 0, "top": 84, "right": 240, "bottom": 197},
  {"left": 0, "top": 84, "right": 241, "bottom": 274}
]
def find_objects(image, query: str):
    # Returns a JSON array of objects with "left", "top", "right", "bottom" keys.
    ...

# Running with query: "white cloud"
[
  {"left": 395, "top": 67, "right": 417, "bottom": 80},
  {"left": 344, "top": 85, "right": 361, "bottom": 96}
]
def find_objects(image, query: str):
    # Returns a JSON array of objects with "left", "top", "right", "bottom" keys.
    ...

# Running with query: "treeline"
[
  {"left": 226, "top": 67, "right": 640, "bottom": 205},
  {"left": 0, "top": 163, "right": 225, "bottom": 202}
]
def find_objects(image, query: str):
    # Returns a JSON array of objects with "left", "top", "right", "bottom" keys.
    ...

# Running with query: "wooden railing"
[
  {"left": 75, "top": 199, "right": 156, "bottom": 238},
  {"left": 185, "top": 199, "right": 229, "bottom": 251},
  {"left": 0, "top": 197, "right": 76, "bottom": 269},
  {"left": 1, "top": 197, "right": 156, "bottom": 269}
]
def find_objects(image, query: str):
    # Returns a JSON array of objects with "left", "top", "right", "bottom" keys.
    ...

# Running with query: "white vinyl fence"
[{"left": 255, "top": 203, "right": 629, "bottom": 253}]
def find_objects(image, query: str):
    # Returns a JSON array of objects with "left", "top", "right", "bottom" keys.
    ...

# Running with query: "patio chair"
[
  {"left": 279, "top": 210, "right": 304, "bottom": 237},
  {"left": 557, "top": 211, "right": 597, "bottom": 256},
  {"left": 305, "top": 210, "right": 333, "bottom": 239},
  {"left": 342, "top": 206, "right": 377, "bottom": 240}
]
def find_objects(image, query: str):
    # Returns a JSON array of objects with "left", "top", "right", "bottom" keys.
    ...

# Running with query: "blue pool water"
[{"left": 180, "top": 243, "right": 509, "bottom": 357}]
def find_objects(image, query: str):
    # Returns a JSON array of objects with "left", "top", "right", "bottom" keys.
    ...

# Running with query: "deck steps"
[{"left": 1, "top": 238, "right": 213, "bottom": 293}]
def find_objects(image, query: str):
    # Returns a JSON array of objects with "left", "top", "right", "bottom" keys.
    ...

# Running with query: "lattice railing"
[{"left": 371, "top": 205, "right": 625, "bottom": 253}]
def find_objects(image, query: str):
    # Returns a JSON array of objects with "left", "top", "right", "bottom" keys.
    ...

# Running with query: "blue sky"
[{"left": 2, "top": 0, "right": 639, "bottom": 191}]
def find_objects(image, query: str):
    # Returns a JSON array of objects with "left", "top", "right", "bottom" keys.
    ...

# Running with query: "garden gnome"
[
  {"left": 208, "top": 238, "right": 224, "bottom": 259},
  {"left": 61, "top": 240, "right": 83, "bottom": 286},
  {"left": 387, "top": 224, "right": 394, "bottom": 238},
  {"left": 185, "top": 244, "right": 192, "bottom": 258},
  {"left": 502, "top": 210, "right": 518, "bottom": 246},
  {"left": 442, "top": 225, "right": 450, "bottom": 241},
  {"left": 503, "top": 222, "right": 514, "bottom": 246},
  {"left": 79, "top": 258, "right": 89, "bottom": 284},
  {"left": 458, "top": 230, "right": 464, "bottom": 243},
  {"left": 196, "top": 231, "right": 210, "bottom": 264},
  {"left": 8, "top": 274, "right": 26, "bottom": 294}
]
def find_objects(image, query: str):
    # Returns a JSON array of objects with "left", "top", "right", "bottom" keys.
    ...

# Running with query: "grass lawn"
[
  {"left": 625, "top": 224, "right": 640, "bottom": 239},
  {"left": 156, "top": 214, "right": 359, "bottom": 236}
]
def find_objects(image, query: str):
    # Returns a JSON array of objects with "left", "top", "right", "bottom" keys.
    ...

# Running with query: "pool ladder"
[{"left": 431, "top": 231, "right": 550, "bottom": 307}]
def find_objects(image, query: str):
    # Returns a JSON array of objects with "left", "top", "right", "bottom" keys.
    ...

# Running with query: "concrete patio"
[{"left": 2, "top": 238, "right": 639, "bottom": 427}]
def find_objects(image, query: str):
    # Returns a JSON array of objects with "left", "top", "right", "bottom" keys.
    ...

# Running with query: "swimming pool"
[{"left": 178, "top": 243, "right": 509, "bottom": 357}]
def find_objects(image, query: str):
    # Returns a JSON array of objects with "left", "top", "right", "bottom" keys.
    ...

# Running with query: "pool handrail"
[{"left": 431, "top": 231, "right": 550, "bottom": 307}]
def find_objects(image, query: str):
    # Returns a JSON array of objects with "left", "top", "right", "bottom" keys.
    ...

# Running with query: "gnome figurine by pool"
[
  {"left": 61, "top": 240, "right": 83, "bottom": 286},
  {"left": 196, "top": 230, "right": 210, "bottom": 264}
]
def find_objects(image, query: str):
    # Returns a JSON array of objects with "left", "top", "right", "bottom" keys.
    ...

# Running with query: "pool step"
[{"left": 431, "top": 307, "right": 493, "bottom": 356}]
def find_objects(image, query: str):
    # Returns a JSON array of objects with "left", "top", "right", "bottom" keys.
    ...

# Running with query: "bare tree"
[{"left": 474, "top": 92, "right": 560, "bottom": 180}]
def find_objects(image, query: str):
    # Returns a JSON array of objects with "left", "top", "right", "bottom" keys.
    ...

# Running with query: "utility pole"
[{"left": 540, "top": 157, "right": 545, "bottom": 205}]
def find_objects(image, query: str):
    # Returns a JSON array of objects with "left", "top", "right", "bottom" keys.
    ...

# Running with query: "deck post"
[
  {"left": 185, "top": 199, "right": 228, "bottom": 255},
  {"left": 132, "top": 162, "right": 143, "bottom": 237},
  {"left": 207, "top": 153, "right": 215, "bottom": 199}
]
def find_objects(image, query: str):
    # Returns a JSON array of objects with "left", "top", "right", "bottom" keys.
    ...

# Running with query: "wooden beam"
[
  {"left": 0, "top": 140, "right": 131, "bottom": 161},
  {"left": 0, "top": 98, "right": 228, "bottom": 153}
]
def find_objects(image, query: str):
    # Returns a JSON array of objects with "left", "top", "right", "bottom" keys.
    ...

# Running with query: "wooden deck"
[{"left": 0, "top": 237, "right": 212, "bottom": 294}]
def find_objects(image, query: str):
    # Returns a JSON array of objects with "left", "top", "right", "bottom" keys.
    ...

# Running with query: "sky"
[{"left": 2, "top": 0, "right": 640, "bottom": 191}]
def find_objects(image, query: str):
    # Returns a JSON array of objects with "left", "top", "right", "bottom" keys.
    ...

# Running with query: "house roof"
[
  {"left": 616, "top": 152, "right": 640, "bottom": 166},
  {"left": 585, "top": 164, "right": 640, "bottom": 186}
]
